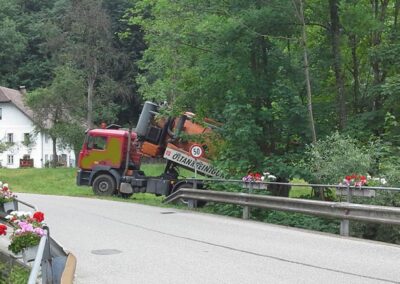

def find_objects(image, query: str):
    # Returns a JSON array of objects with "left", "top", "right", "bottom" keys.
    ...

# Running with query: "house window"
[
  {"left": 7, "top": 155, "right": 14, "bottom": 165},
  {"left": 24, "top": 133, "right": 30, "bottom": 144},
  {"left": 7, "top": 133, "right": 13, "bottom": 143},
  {"left": 45, "top": 154, "right": 48, "bottom": 162}
]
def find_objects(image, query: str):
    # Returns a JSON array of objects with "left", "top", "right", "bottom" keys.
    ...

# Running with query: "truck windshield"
[{"left": 87, "top": 136, "right": 107, "bottom": 150}]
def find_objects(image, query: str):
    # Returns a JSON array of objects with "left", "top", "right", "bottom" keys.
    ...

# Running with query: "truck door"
[{"left": 79, "top": 134, "right": 123, "bottom": 170}]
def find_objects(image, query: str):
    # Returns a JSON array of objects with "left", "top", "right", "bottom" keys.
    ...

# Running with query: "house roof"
[{"left": 0, "top": 86, "right": 34, "bottom": 120}]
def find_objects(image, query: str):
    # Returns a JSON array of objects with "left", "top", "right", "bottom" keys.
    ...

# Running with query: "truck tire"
[
  {"left": 171, "top": 182, "right": 207, "bottom": 208},
  {"left": 92, "top": 174, "right": 116, "bottom": 196}
]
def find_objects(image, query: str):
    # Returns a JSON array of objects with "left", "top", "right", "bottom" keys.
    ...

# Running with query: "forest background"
[{"left": 1, "top": 0, "right": 400, "bottom": 185}]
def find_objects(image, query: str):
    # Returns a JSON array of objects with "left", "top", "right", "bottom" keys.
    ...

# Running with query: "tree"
[
  {"left": 0, "top": 0, "right": 27, "bottom": 86},
  {"left": 293, "top": 0, "right": 317, "bottom": 143},
  {"left": 26, "top": 65, "right": 85, "bottom": 167},
  {"left": 132, "top": 0, "right": 310, "bottom": 175},
  {"left": 66, "top": 0, "right": 114, "bottom": 129},
  {"left": 328, "top": 0, "right": 347, "bottom": 129}
]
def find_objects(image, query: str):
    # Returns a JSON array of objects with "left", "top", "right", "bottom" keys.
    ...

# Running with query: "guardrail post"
[
  {"left": 188, "top": 183, "right": 198, "bottom": 209},
  {"left": 188, "top": 199, "right": 197, "bottom": 209},
  {"left": 340, "top": 185, "right": 352, "bottom": 236},
  {"left": 242, "top": 183, "right": 253, "bottom": 220},
  {"left": 340, "top": 219, "right": 349, "bottom": 236},
  {"left": 242, "top": 206, "right": 249, "bottom": 220}
]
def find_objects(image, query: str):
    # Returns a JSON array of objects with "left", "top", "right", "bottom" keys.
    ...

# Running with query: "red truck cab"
[
  {"left": 77, "top": 128, "right": 141, "bottom": 195},
  {"left": 79, "top": 129, "right": 138, "bottom": 170}
]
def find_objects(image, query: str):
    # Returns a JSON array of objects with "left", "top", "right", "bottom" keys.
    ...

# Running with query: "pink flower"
[
  {"left": 18, "top": 221, "right": 34, "bottom": 233},
  {"left": 33, "top": 227, "right": 46, "bottom": 236}
]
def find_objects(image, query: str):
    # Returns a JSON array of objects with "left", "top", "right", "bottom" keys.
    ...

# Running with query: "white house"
[{"left": 0, "top": 86, "right": 75, "bottom": 168}]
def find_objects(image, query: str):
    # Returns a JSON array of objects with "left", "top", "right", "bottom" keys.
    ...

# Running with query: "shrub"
[{"left": 305, "top": 132, "right": 373, "bottom": 184}]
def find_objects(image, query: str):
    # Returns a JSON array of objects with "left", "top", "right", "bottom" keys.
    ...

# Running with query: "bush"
[{"left": 305, "top": 132, "right": 373, "bottom": 184}]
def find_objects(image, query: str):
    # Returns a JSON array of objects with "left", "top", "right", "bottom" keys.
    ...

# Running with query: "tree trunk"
[
  {"left": 371, "top": 0, "right": 389, "bottom": 110},
  {"left": 87, "top": 60, "right": 98, "bottom": 129},
  {"left": 51, "top": 136, "right": 58, "bottom": 168},
  {"left": 296, "top": 0, "right": 317, "bottom": 143},
  {"left": 395, "top": 0, "right": 400, "bottom": 29},
  {"left": 350, "top": 34, "right": 360, "bottom": 113},
  {"left": 87, "top": 76, "right": 95, "bottom": 129},
  {"left": 329, "top": 0, "right": 347, "bottom": 130}
]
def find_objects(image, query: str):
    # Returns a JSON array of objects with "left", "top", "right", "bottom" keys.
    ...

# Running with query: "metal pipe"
[
  {"left": 28, "top": 234, "right": 48, "bottom": 284},
  {"left": 14, "top": 198, "right": 38, "bottom": 211},
  {"left": 123, "top": 128, "right": 132, "bottom": 177},
  {"left": 183, "top": 178, "right": 400, "bottom": 192}
]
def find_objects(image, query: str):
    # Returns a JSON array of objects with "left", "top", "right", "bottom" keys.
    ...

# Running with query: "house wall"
[{"left": 0, "top": 103, "right": 75, "bottom": 168}]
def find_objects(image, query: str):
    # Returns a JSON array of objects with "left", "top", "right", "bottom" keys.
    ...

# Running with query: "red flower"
[
  {"left": 33, "top": 211, "right": 45, "bottom": 223},
  {"left": 254, "top": 173, "right": 262, "bottom": 180},
  {"left": 345, "top": 176, "right": 352, "bottom": 181},
  {"left": 0, "top": 224, "right": 7, "bottom": 236},
  {"left": 2, "top": 186, "right": 8, "bottom": 191}
]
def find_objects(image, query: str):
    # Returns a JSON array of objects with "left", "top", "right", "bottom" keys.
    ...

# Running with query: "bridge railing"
[
  {"left": 164, "top": 181, "right": 400, "bottom": 236},
  {"left": 0, "top": 198, "right": 76, "bottom": 284}
]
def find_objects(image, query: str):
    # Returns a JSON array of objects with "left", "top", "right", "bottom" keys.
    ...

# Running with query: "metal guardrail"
[
  {"left": 0, "top": 199, "right": 76, "bottom": 284},
  {"left": 182, "top": 177, "right": 400, "bottom": 192},
  {"left": 164, "top": 188, "right": 400, "bottom": 236},
  {"left": 175, "top": 178, "right": 400, "bottom": 235},
  {"left": 14, "top": 198, "right": 38, "bottom": 211},
  {"left": 28, "top": 233, "right": 48, "bottom": 284}
]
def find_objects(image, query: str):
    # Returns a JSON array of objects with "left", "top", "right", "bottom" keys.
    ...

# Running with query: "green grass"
[
  {"left": 0, "top": 165, "right": 188, "bottom": 207},
  {"left": 0, "top": 166, "right": 313, "bottom": 208},
  {"left": 0, "top": 167, "right": 92, "bottom": 197}
]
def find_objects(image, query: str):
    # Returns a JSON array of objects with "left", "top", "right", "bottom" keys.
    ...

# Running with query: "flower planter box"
[
  {"left": 0, "top": 200, "right": 18, "bottom": 214},
  {"left": 19, "top": 159, "right": 34, "bottom": 168},
  {"left": 22, "top": 245, "right": 39, "bottom": 263},
  {"left": 336, "top": 188, "right": 376, "bottom": 197},
  {"left": 242, "top": 183, "right": 268, "bottom": 190}
]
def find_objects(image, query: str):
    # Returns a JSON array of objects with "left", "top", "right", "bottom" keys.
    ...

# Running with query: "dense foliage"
[
  {"left": 0, "top": 0, "right": 145, "bottom": 159},
  {"left": 2, "top": 0, "right": 399, "bottom": 181},
  {"left": 128, "top": 0, "right": 400, "bottom": 181}
]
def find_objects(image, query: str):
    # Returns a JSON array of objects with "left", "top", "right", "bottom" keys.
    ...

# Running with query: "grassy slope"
[
  {"left": 0, "top": 166, "right": 311, "bottom": 205},
  {"left": 0, "top": 165, "right": 185, "bottom": 206},
  {"left": 0, "top": 168, "right": 91, "bottom": 196}
]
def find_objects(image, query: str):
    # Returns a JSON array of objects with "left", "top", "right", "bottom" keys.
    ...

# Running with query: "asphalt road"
[{"left": 17, "top": 193, "right": 400, "bottom": 284}]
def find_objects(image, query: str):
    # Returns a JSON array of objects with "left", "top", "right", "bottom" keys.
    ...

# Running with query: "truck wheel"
[
  {"left": 171, "top": 182, "right": 207, "bottom": 208},
  {"left": 92, "top": 174, "right": 116, "bottom": 196}
]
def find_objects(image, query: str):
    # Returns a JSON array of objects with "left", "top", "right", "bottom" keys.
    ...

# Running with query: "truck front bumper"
[{"left": 76, "top": 170, "right": 90, "bottom": 186}]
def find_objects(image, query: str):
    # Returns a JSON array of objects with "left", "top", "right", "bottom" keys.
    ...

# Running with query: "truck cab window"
[{"left": 87, "top": 136, "right": 107, "bottom": 150}]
